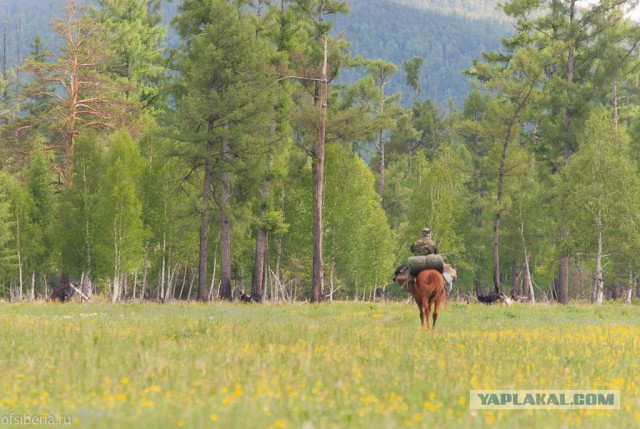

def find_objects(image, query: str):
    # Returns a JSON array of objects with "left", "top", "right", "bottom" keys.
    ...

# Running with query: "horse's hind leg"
[
  {"left": 432, "top": 297, "right": 442, "bottom": 329},
  {"left": 422, "top": 296, "right": 431, "bottom": 330},
  {"left": 415, "top": 299, "right": 425, "bottom": 327}
]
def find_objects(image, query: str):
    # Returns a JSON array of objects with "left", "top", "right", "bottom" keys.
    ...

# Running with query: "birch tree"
[
  {"left": 0, "top": 173, "right": 16, "bottom": 292},
  {"left": 94, "top": 131, "right": 145, "bottom": 303},
  {"left": 563, "top": 111, "right": 640, "bottom": 305}
]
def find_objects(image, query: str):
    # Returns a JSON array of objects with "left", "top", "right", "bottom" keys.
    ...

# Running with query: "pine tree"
[
  {"left": 171, "top": 0, "right": 274, "bottom": 301},
  {"left": 18, "top": 0, "right": 136, "bottom": 187},
  {"left": 93, "top": 0, "right": 166, "bottom": 107}
]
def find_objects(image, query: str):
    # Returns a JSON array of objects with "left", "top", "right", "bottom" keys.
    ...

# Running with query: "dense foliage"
[{"left": 1, "top": 0, "right": 640, "bottom": 305}]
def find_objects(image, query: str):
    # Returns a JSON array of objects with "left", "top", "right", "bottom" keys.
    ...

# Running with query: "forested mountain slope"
[
  {"left": 0, "top": 0, "right": 510, "bottom": 108},
  {"left": 332, "top": 0, "right": 510, "bottom": 107},
  {"left": 389, "top": 0, "right": 504, "bottom": 20},
  {"left": 0, "top": 0, "right": 67, "bottom": 59}
]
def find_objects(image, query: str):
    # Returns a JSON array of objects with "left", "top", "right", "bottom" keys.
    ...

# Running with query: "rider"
[
  {"left": 410, "top": 228, "right": 454, "bottom": 295},
  {"left": 410, "top": 228, "right": 438, "bottom": 256}
]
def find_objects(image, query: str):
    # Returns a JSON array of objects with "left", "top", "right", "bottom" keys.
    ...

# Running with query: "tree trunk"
[
  {"left": 142, "top": 253, "right": 148, "bottom": 300},
  {"left": 379, "top": 128, "right": 385, "bottom": 209},
  {"left": 492, "top": 212, "right": 502, "bottom": 294},
  {"left": 164, "top": 262, "right": 173, "bottom": 301},
  {"left": 81, "top": 270, "right": 92, "bottom": 302},
  {"left": 262, "top": 241, "right": 269, "bottom": 300},
  {"left": 378, "top": 72, "right": 388, "bottom": 208},
  {"left": 178, "top": 266, "right": 187, "bottom": 300},
  {"left": 82, "top": 159, "right": 93, "bottom": 288},
  {"left": 219, "top": 136, "right": 233, "bottom": 301},
  {"left": 492, "top": 135, "right": 510, "bottom": 294},
  {"left": 563, "top": 0, "right": 576, "bottom": 162},
  {"left": 556, "top": 231, "right": 570, "bottom": 304},
  {"left": 112, "top": 220, "right": 119, "bottom": 304},
  {"left": 329, "top": 257, "right": 335, "bottom": 301},
  {"left": 519, "top": 220, "right": 534, "bottom": 302},
  {"left": 17, "top": 250, "right": 23, "bottom": 301},
  {"left": 275, "top": 191, "right": 284, "bottom": 282},
  {"left": 133, "top": 270, "right": 137, "bottom": 300},
  {"left": 123, "top": 273, "right": 128, "bottom": 300},
  {"left": 523, "top": 250, "right": 534, "bottom": 303},
  {"left": 613, "top": 79, "right": 618, "bottom": 130},
  {"left": 491, "top": 73, "right": 534, "bottom": 294},
  {"left": 311, "top": 38, "right": 328, "bottom": 303},
  {"left": 510, "top": 260, "right": 521, "bottom": 297},
  {"left": 593, "top": 224, "right": 604, "bottom": 305},
  {"left": 198, "top": 130, "right": 214, "bottom": 301},
  {"left": 251, "top": 227, "right": 267, "bottom": 301},
  {"left": 30, "top": 271, "right": 36, "bottom": 301},
  {"left": 208, "top": 245, "right": 218, "bottom": 301},
  {"left": 112, "top": 275, "right": 119, "bottom": 304},
  {"left": 251, "top": 141, "right": 274, "bottom": 301},
  {"left": 557, "top": 0, "right": 577, "bottom": 305},
  {"left": 627, "top": 272, "right": 634, "bottom": 304},
  {"left": 15, "top": 208, "right": 23, "bottom": 301},
  {"left": 188, "top": 273, "right": 195, "bottom": 301}
]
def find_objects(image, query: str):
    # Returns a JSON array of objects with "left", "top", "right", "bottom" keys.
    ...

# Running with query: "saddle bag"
[{"left": 393, "top": 265, "right": 412, "bottom": 291}]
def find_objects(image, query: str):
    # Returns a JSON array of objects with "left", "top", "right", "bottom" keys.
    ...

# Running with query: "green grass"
[{"left": 0, "top": 301, "right": 639, "bottom": 428}]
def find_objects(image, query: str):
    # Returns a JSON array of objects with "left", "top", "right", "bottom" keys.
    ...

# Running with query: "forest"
[{"left": 1, "top": 0, "right": 640, "bottom": 306}]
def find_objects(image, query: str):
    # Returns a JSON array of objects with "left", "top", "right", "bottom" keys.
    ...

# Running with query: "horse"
[{"left": 411, "top": 269, "right": 447, "bottom": 330}]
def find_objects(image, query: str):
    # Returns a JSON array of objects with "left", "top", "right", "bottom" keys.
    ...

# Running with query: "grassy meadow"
[{"left": 0, "top": 301, "right": 639, "bottom": 428}]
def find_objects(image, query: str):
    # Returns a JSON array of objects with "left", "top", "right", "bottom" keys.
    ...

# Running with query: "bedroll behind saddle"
[{"left": 408, "top": 254, "right": 444, "bottom": 276}]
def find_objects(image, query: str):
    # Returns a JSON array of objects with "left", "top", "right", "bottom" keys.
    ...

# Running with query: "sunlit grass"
[{"left": 0, "top": 301, "right": 638, "bottom": 428}]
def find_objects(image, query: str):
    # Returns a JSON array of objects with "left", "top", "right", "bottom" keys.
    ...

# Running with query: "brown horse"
[{"left": 411, "top": 269, "right": 447, "bottom": 330}]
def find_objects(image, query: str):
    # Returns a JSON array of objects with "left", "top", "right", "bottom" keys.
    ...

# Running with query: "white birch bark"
[
  {"left": 594, "top": 223, "right": 604, "bottom": 305},
  {"left": 30, "top": 271, "right": 35, "bottom": 301}
]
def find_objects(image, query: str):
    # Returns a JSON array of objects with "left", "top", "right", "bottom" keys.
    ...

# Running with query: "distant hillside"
[
  {"left": 389, "top": 0, "right": 505, "bottom": 21},
  {"left": 0, "top": 0, "right": 511, "bottom": 108},
  {"left": 0, "top": 0, "right": 67, "bottom": 63},
  {"left": 333, "top": 0, "right": 511, "bottom": 108}
]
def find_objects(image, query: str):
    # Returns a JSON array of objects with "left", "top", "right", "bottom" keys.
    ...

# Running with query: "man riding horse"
[
  {"left": 410, "top": 228, "right": 454, "bottom": 296},
  {"left": 394, "top": 228, "right": 456, "bottom": 328}
]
